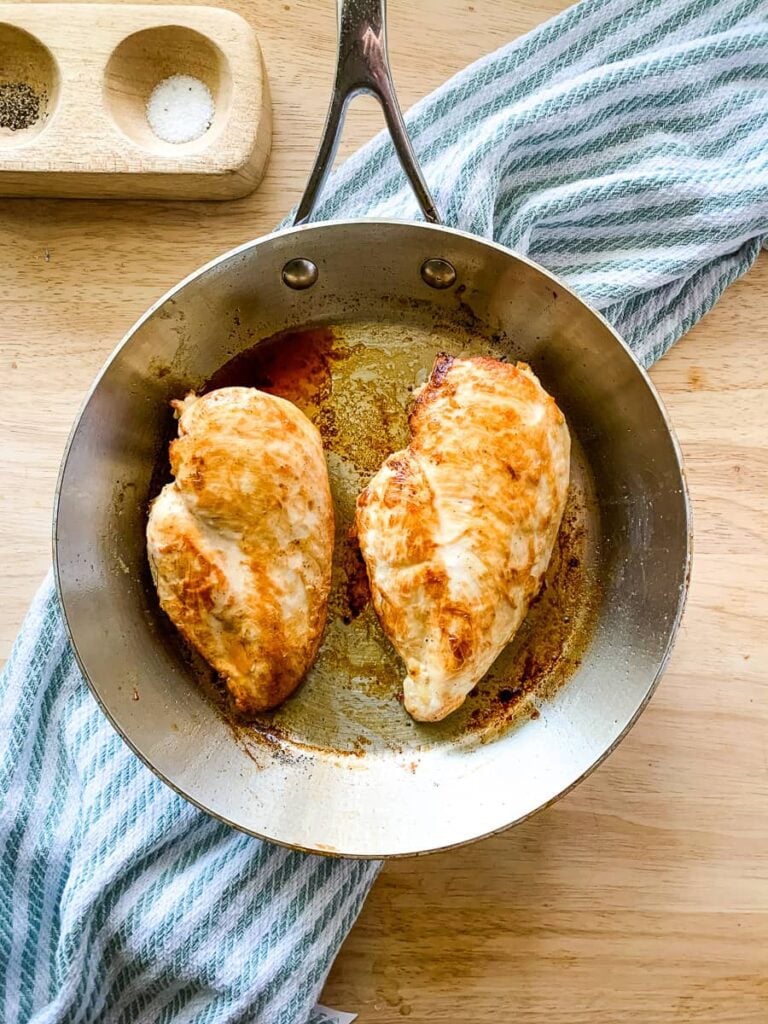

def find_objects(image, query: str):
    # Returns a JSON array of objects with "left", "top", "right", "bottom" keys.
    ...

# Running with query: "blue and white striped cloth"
[{"left": 2, "top": 0, "right": 767, "bottom": 1021}]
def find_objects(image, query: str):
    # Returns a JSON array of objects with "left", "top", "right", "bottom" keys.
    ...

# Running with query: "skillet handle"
[{"left": 292, "top": 0, "right": 441, "bottom": 226}]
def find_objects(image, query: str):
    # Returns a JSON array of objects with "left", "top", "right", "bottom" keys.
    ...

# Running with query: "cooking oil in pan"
[{"left": 189, "top": 320, "right": 603, "bottom": 760}]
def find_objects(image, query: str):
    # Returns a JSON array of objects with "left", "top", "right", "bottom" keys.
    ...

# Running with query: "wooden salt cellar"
[{"left": 0, "top": 4, "right": 271, "bottom": 199}]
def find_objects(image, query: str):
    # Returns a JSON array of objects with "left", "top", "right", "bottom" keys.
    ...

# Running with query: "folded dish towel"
[{"left": 2, "top": 0, "right": 767, "bottom": 1021}]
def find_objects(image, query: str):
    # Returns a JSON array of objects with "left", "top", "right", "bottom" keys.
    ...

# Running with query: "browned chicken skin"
[
  {"left": 356, "top": 354, "right": 571, "bottom": 722},
  {"left": 146, "top": 387, "right": 334, "bottom": 715}
]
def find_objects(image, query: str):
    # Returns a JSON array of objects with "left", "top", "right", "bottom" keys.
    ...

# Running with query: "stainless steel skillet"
[{"left": 53, "top": 0, "right": 691, "bottom": 857}]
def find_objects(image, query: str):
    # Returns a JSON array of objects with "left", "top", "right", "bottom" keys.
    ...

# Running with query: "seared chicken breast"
[
  {"left": 356, "top": 354, "right": 570, "bottom": 722},
  {"left": 147, "top": 387, "right": 334, "bottom": 715}
]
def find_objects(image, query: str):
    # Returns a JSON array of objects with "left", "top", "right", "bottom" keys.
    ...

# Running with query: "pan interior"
[
  {"left": 157, "top": 319, "right": 602, "bottom": 761},
  {"left": 55, "top": 221, "right": 689, "bottom": 856}
]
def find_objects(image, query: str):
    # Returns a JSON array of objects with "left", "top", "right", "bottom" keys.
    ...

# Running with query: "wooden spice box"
[{"left": 0, "top": 4, "right": 271, "bottom": 199}]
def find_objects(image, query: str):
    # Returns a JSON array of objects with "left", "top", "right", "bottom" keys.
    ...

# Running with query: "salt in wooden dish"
[{"left": 0, "top": 3, "right": 271, "bottom": 199}]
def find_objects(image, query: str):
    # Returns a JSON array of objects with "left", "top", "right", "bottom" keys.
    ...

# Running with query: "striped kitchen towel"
[{"left": 2, "top": 0, "right": 767, "bottom": 1022}]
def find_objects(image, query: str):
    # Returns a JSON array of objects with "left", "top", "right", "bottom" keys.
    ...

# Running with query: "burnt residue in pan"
[
  {"left": 462, "top": 488, "right": 599, "bottom": 737},
  {"left": 146, "top": 413, "right": 178, "bottom": 504},
  {"left": 333, "top": 530, "right": 371, "bottom": 625},
  {"left": 148, "top": 319, "right": 602, "bottom": 763},
  {"left": 203, "top": 326, "right": 341, "bottom": 410}
]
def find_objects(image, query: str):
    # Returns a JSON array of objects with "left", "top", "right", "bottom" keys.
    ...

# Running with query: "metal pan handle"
[{"left": 292, "top": 0, "right": 441, "bottom": 226}]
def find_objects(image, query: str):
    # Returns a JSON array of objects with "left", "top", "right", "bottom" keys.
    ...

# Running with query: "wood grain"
[
  {"left": 0, "top": 4, "right": 271, "bottom": 198},
  {"left": 1, "top": 1, "right": 766, "bottom": 1021}
]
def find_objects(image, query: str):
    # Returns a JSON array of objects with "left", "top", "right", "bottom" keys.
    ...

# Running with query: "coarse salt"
[{"left": 146, "top": 74, "right": 214, "bottom": 145}]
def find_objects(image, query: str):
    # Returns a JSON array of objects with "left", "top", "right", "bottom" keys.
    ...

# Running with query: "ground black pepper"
[{"left": 0, "top": 83, "right": 44, "bottom": 132}]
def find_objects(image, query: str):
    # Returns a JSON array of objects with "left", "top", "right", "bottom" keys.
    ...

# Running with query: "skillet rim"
[{"left": 52, "top": 218, "right": 693, "bottom": 857}]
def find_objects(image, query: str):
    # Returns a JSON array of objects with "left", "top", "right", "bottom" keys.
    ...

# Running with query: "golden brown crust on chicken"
[
  {"left": 147, "top": 386, "right": 334, "bottom": 715},
  {"left": 355, "top": 354, "right": 570, "bottom": 722}
]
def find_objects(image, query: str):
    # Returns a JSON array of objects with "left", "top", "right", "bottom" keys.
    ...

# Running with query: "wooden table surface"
[{"left": 1, "top": 1, "right": 766, "bottom": 1020}]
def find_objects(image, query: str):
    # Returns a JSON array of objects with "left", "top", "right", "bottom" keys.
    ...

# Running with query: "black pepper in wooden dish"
[{"left": 0, "top": 83, "right": 44, "bottom": 132}]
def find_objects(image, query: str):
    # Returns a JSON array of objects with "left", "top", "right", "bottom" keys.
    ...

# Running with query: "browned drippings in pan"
[{"left": 153, "top": 318, "right": 603, "bottom": 763}]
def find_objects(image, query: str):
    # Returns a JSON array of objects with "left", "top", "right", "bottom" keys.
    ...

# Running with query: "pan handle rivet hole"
[
  {"left": 282, "top": 258, "right": 318, "bottom": 290},
  {"left": 421, "top": 258, "right": 457, "bottom": 289}
]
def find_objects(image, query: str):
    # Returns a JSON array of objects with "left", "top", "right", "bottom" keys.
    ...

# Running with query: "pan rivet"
[
  {"left": 421, "top": 258, "right": 457, "bottom": 289},
  {"left": 282, "top": 258, "right": 318, "bottom": 290}
]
